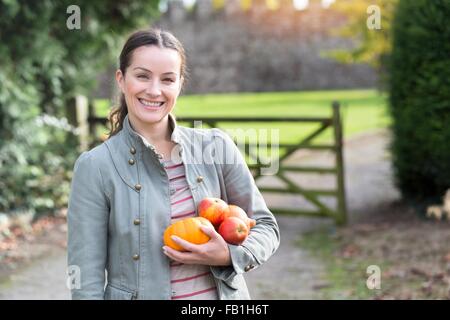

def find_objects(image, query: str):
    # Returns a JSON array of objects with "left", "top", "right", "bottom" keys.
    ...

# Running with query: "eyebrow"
[{"left": 133, "top": 67, "right": 177, "bottom": 76}]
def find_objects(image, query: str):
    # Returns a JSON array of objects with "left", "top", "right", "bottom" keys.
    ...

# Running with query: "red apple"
[
  {"left": 218, "top": 217, "right": 249, "bottom": 245},
  {"left": 225, "top": 205, "right": 256, "bottom": 230},
  {"left": 198, "top": 197, "right": 229, "bottom": 229}
]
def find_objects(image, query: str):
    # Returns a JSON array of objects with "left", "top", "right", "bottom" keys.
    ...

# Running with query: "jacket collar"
[
  {"left": 104, "top": 113, "right": 181, "bottom": 191},
  {"left": 121, "top": 113, "right": 181, "bottom": 151}
]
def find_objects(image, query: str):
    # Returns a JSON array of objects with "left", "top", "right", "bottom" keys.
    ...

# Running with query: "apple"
[
  {"left": 198, "top": 197, "right": 229, "bottom": 228},
  {"left": 225, "top": 205, "right": 256, "bottom": 230},
  {"left": 218, "top": 217, "right": 249, "bottom": 245}
]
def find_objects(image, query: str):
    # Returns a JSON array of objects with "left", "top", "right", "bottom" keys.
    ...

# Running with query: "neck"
[{"left": 128, "top": 114, "right": 172, "bottom": 145}]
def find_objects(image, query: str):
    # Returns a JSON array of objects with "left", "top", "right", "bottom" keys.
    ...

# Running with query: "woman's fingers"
[
  {"left": 170, "top": 235, "right": 199, "bottom": 252},
  {"left": 162, "top": 230, "right": 229, "bottom": 266},
  {"left": 162, "top": 245, "right": 180, "bottom": 261},
  {"left": 200, "top": 225, "right": 220, "bottom": 239},
  {"left": 163, "top": 245, "right": 194, "bottom": 263}
]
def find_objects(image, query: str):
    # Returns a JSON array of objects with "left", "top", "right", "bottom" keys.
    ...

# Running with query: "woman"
[{"left": 67, "top": 28, "right": 280, "bottom": 300}]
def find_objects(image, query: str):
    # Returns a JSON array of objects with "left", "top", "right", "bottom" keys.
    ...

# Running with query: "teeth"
[{"left": 139, "top": 99, "right": 164, "bottom": 107}]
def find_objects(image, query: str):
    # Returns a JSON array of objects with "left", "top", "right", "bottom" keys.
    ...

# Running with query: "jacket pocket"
[
  {"left": 220, "top": 275, "right": 251, "bottom": 300},
  {"left": 223, "top": 275, "right": 240, "bottom": 290},
  {"left": 104, "top": 284, "right": 135, "bottom": 300},
  {"left": 218, "top": 276, "right": 241, "bottom": 300}
]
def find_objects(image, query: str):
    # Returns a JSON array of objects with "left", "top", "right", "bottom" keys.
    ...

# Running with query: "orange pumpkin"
[{"left": 163, "top": 217, "right": 213, "bottom": 251}]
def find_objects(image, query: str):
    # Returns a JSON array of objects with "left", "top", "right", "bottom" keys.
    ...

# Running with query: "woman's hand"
[{"left": 162, "top": 225, "right": 231, "bottom": 266}]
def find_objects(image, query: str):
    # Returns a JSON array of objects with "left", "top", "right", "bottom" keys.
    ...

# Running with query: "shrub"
[
  {"left": 0, "top": 0, "right": 160, "bottom": 217},
  {"left": 389, "top": 0, "right": 450, "bottom": 202}
]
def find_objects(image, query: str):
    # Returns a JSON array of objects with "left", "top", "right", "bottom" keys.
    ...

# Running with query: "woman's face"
[{"left": 116, "top": 45, "right": 183, "bottom": 128}]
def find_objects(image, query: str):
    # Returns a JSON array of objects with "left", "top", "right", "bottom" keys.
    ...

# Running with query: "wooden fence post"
[
  {"left": 333, "top": 101, "right": 347, "bottom": 225},
  {"left": 75, "top": 95, "right": 89, "bottom": 152}
]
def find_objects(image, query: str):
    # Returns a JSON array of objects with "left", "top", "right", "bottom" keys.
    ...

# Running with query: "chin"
[
  {"left": 136, "top": 112, "right": 167, "bottom": 125},
  {"left": 134, "top": 105, "right": 164, "bottom": 119}
]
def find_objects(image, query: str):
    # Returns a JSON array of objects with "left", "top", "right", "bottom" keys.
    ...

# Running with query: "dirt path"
[
  {"left": 0, "top": 248, "right": 70, "bottom": 300},
  {"left": 245, "top": 128, "right": 400, "bottom": 299},
  {"left": 0, "top": 129, "right": 398, "bottom": 300}
]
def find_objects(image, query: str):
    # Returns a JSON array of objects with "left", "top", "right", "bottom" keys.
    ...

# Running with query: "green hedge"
[
  {"left": 0, "top": 0, "right": 160, "bottom": 217},
  {"left": 389, "top": 0, "right": 450, "bottom": 202}
]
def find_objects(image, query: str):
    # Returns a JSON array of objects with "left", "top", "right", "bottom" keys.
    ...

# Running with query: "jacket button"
[
  {"left": 133, "top": 218, "right": 140, "bottom": 225},
  {"left": 196, "top": 176, "right": 204, "bottom": 183},
  {"left": 135, "top": 184, "right": 142, "bottom": 191},
  {"left": 132, "top": 254, "right": 140, "bottom": 261},
  {"left": 130, "top": 147, "right": 136, "bottom": 154},
  {"left": 244, "top": 264, "right": 255, "bottom": 272},
  {"left": 128, "top": 159, "right": 135, "bottom": 165}
]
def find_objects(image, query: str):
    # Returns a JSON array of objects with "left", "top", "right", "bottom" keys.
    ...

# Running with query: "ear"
[{"left": 115, "top": 69, "right": 125, "bottom": 94}]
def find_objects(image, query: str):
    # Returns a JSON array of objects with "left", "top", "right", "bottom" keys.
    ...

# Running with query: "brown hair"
[{"left": 107, "top": 28, "right": 187, "bottom": 137}]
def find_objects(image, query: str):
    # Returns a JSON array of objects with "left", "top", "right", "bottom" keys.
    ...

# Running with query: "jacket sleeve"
[
  {"left": 210, "top": 129, "right": 281, "bottom": 281},
  {"left": 67, "top": 151, "right": 109, "bottom": 299}
]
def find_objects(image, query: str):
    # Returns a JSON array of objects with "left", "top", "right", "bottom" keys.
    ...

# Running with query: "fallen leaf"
[
  {"left": 443, "top": 252, "right": 450, "bottom": 262},
  {"left": 340, "top": 244, "right": 361, "bottom": 258},
  {"left": 312, "top": 282, "right": 331, "bottom": 290},
  {"left": 421, "top": 281, "right": 433, "bottom": 295},
  {"left": 410, "top": 267, "right": 431, "bottom": 278}
]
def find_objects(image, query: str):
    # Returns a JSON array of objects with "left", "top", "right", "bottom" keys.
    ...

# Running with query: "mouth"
[{"left": 138, "top": 98, "right": 165, "bottom": 109}]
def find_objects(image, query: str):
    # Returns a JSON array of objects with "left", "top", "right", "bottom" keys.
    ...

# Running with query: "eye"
[
  {"left": 137, "top": 74, "right": 149, "bottom": 79},
  {"left": 163, "top": 78, "right": 175, "bottom": 83}
]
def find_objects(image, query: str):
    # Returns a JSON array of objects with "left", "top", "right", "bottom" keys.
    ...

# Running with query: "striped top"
[{"left": 163, "top": 158, "right": 219, "bottom": 300}]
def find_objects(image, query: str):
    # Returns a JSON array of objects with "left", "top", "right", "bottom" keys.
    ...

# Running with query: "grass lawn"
[
  {"left": 93, "top": 89, "right": 390, "bottom": 144},
  {"left": 297, "top": 227, "right": 388, "bottom": 299}
]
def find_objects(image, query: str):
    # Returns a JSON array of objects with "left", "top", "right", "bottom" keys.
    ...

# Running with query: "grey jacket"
[{"left": 67, "top": 114, "right": 280, "bottom": 300}]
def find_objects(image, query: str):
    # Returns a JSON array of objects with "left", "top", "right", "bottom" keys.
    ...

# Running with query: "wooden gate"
[{"left": 84, "top": 101, "right": 347, "bottom": 225}]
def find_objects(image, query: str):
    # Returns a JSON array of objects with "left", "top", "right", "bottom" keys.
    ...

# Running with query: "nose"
[{"left": 145, "top": 80, "right": 162, "bottom": 97}]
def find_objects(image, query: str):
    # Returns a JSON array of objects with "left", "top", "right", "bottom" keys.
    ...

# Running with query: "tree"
[
  {"left": 327, "top": 0, "right": 398, "bottom": 72},
  {"left": 0, "top": 0, "right": 160, "bottom": 216},
  {"left": 389, "top": 0, "right": 450, "bottom": 204}
]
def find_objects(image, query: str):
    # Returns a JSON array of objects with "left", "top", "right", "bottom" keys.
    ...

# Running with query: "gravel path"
[
  {"left": 0, "top": 248, "right": 70, "bottom": 300},
  {"left": 0, "top": 129, "right": 399, "bottom": 300},
  {"left": 245, "top": 128, "right": 400, "bottom": 299}
]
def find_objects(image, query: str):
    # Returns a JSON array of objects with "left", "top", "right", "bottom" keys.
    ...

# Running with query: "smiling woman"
[
  {"left": 114, "top": 44, "right": 183, "bottom": 159},
  {"left": 109, "top": 29, "right": 188, "bottom": 159},
  {"left": 67, "top": 28, "right": 280, "bottom": 301}
]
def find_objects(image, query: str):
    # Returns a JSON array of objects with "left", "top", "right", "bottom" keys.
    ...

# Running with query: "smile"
[{"left": 138, "top": 98, "right": 165, "bottom": 108}]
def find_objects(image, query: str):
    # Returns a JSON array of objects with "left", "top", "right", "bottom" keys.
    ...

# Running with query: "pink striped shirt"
[{"left": 163, "top": 158, "right": 219, "bottom": 300}]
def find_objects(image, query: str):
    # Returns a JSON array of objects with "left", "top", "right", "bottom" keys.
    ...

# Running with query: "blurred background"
[{"left": 0, "top": 0, "right": 449, "bottom": 300}]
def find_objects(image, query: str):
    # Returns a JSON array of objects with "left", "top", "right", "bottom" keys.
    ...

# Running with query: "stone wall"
[{"left": 94, "top": 0, "right": 377, "bottom": 98}]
